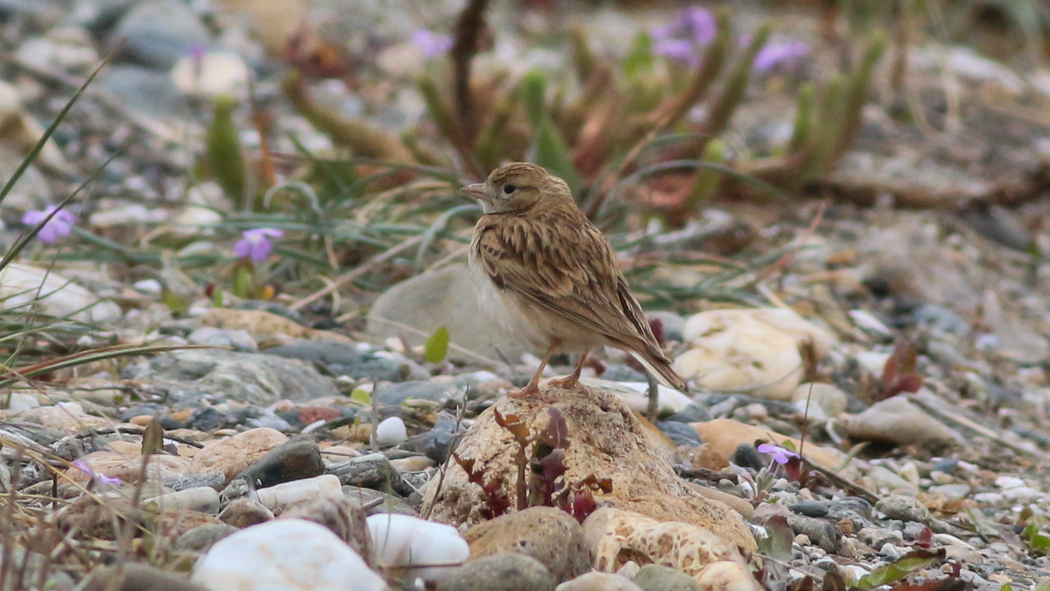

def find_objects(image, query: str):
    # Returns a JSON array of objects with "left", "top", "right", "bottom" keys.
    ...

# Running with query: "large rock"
[
  {"left": 846, "top": 395, "right": 964, "bottom": 449},
  {"left": 422, "top": 384, "right": 756, "bottom": 555},
  {"left": 673, "top": 308, "right": 835, "bottom": 401},
  {"left": 366, "top": 264, "right": 526, "bottom": 363},
  {"left": 126, "top": 349, "right": 339, "bottom": 405}
]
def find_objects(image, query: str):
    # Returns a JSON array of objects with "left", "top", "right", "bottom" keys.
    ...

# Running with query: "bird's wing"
[{"left": 471, "top": 212, "right": 662, "bottom": 354}]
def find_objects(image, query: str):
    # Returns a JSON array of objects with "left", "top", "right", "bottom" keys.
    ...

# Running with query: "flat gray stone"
[
  {"left": 366, "top": 264, "right": 527, "bottom": 363},
  {"left": 126, "top": 349, "right": 338, "bottom": 405}
]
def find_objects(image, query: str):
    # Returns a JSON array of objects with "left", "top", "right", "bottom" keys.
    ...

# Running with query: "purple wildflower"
[
  {"left": 234, "top": 228, "right": 283, "bottom": 262},
  {"left": 757, "top": 443, "right": 799, "bottom": 465},
  {"left": 753, "top": 40, "right": 810, "bottom": 73},
  {"left": 411, "top": 30, "right": 453, "bottom": 58},
  {"left": 22, "top": 206, "right": 76, "bottom": 244},
  {"left": 72, "top": 458, "right": 123, "bottom": 487},
  {"left": 652, "top": 6, "right": 717, "bottom": 66}
]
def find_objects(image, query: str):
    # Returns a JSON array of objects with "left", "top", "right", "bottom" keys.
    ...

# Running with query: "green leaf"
[
  {"left": 350, "top": 388, "right": 372, "bottom": 405},
  {"left": 521, "top": 70, "right": 547, "bottom": 131},
  {"left": 162, "top": 288, "right": 190, "bottom": 315},
  {"left": 624, "top": 31, "right": 654, "bottom": 79},
  {"left": 424, "top": 326, "right": 450, "bottom": 363},
  {"left": 532, "top": 121, "right": 580, "bottom": 193},
  {"left": 855, "top": 549, "right": 944, "bottom": 589},
  {"left": 1024, "top": 524, "right": 1050, "bottom": 552},
  {"left": 232, "top": 266, "right": 253, "bottom": 299},
  {"left": 205, "top": 95, "right": 246, "bottom": 201}
]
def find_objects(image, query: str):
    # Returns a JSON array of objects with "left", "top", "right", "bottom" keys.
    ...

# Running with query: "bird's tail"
[{"left": 632, "top": 349, "right": 688, "bottom": 392}]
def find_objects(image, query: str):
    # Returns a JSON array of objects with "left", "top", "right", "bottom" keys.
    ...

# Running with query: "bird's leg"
[
  {"left": 645, "top": 369, "right": 660, "bottom": 423},
  {"left": 511, "top": 342, "right": 558, "bottom": 400},
  {"left": 548, "top": 348, "right": 589, "bottom": 391}
]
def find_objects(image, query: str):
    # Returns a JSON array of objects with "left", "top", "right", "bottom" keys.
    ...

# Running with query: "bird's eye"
[{"left": 503, "top": 184, "right": 517, "bottom": 195}]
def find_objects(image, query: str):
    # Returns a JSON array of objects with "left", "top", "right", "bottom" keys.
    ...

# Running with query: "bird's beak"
[{"left": 460, "top": 183, "right": 488, "bottom": 202}]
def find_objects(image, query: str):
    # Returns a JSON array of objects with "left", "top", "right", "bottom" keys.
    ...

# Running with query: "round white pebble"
[
  {"left": 367, "top": 513, "right": 468, "bottom": 582},
  {"left": 375, "top": 417, "right": 408, "bottom": 446},
  {"left": 192, "top": 519, "right": 387, "bottom": 591}
]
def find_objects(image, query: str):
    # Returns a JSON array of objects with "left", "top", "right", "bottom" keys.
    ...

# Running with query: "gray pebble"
[
  {"left": 657, "top": 421, "right": 701, "bottom": 446},
  {"left": 786, "top": 514, "right": 841, "bottom": 553},
  {"left": 264, "top": 341, "right": 411, "bottom": 383},
  {"left": 374, "top": 380, "right": 461, "bottom": 406},
  {"left": 875, "top": 494, "right": 932, "bottom": 525},
  {"left": 164, "top": 472, "right": 226, "bottom": 492},
  {"left": 633, "top": 564, "right": 700, "bottom": 591},
  {"left": 436, "top": 553, "right": 554, "bottom": 591}
]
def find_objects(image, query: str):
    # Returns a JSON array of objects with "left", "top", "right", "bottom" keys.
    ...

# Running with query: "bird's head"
[{"left": 460, "top": 163, "right": 573, "bottom": 214}]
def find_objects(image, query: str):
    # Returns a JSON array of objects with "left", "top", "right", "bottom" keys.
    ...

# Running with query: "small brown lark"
[{"left": 462, "top": 162, "right": 687, "bottom": 398}]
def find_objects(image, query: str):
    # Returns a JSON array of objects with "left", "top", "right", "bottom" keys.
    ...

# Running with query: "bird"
[{"left": 462, "top": 162, "right": 688, "bottom": 399}]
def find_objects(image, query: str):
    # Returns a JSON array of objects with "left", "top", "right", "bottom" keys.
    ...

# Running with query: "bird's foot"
[
  {"left": 507, "top": 385, "right": 538, "bottom": 400},
  {"left": 547, "top": 376, "right": 582, "bottom": 391},
  {"left": 508, "top": 382, "right": 560, "bottom": 403}
]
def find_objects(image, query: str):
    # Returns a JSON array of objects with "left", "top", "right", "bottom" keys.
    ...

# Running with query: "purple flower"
[
  {"left": 234, "top": 228, "right": 283, "bottom": 262},
  {"left": 72, "top": 459, "right": 123, "bottom": 487},
  {"left": 652, "top": 6, "right": 717, "bottom": 66},
  {"left": 411, "top": 30, "right": 453, "bottom": 58},
  {"left": 757, "top": 443, "right": 799, "bottom": 465},
  {"left": 753, "top": 40, "right": 810, "bottom": 73},
  {"left": 22, "top": 206, "right": 76, "bottom": 244}
]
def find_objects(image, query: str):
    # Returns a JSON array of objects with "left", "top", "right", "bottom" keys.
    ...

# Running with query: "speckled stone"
[
  {"left": 464, "top": 507, "right": 592, "bottom": 583},
  {"left": 437, "top": 554, "right": 555, "bottom": 591},
  {"left": 581, "top": 508, "right": 755, "bottom": 588}
]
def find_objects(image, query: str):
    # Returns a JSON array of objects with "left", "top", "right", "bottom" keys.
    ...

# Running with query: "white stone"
[
  {"left": 171, "top": 51, "right": 249, "bottom": 99},
  {"left": 879, "top": 543, "right": 900, "bottom": 560},
  {"left": 591, "top": 379, "right": 693, "bottom": 412},
  {"left": 0, "top": 263, "right": 121, "bottom": 324},
  {"left": 674, "top": 313, "right": 804, "bottom": 401},
  {"left": 1002, "top": 487, "right": 1044, "bottom": 502},
  {"left": 995, "top": 476, "right": 1025, "bottom": 490},
  {"left": 375, "top": 417, "right": 408, "bottom": 446},
  {"left": 257, "top": 474, "right": 342, "bottom": 510},
  {"left": 367, "top": 513, "right": 469, "bottom": 582},
  {"left": 192, "top": 518, "right": 387, "bottom": 591},
  {"left": 2, "top": 393, "right": 40, "bottom": 412},
  {"left": 972, "top": 492, "right": 1004, "bottom": 505},
  {"left": 899, "top": 462, "right": 920, "bottom": 487},
  {"left": 854, "top": 351, "right": 891, "bottom": 376},
  {"left": 133, "top": 279, "right": 163, "bottom": 294},
  {"left": 681, "top": 308, "right": 836, "bottom": 356},
  {"left": 144, "top": 486, "right": 219, "bottom": 513},
  {"left": 556, "top": 571, "right": 643, "bottom": 591},
  {"left": 791, "top": 382, "right": 847, "bottom": 418},
  {"left": 849, "top": 309, "right": 893, "bottom": 336},
  {"left": 842, "top": 565, "right": 870, "bottom": 581}
]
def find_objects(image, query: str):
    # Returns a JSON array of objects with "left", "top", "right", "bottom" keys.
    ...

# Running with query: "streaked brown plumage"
[{"left": 462, "top": 162, "right": 687, "bottom": 397}]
